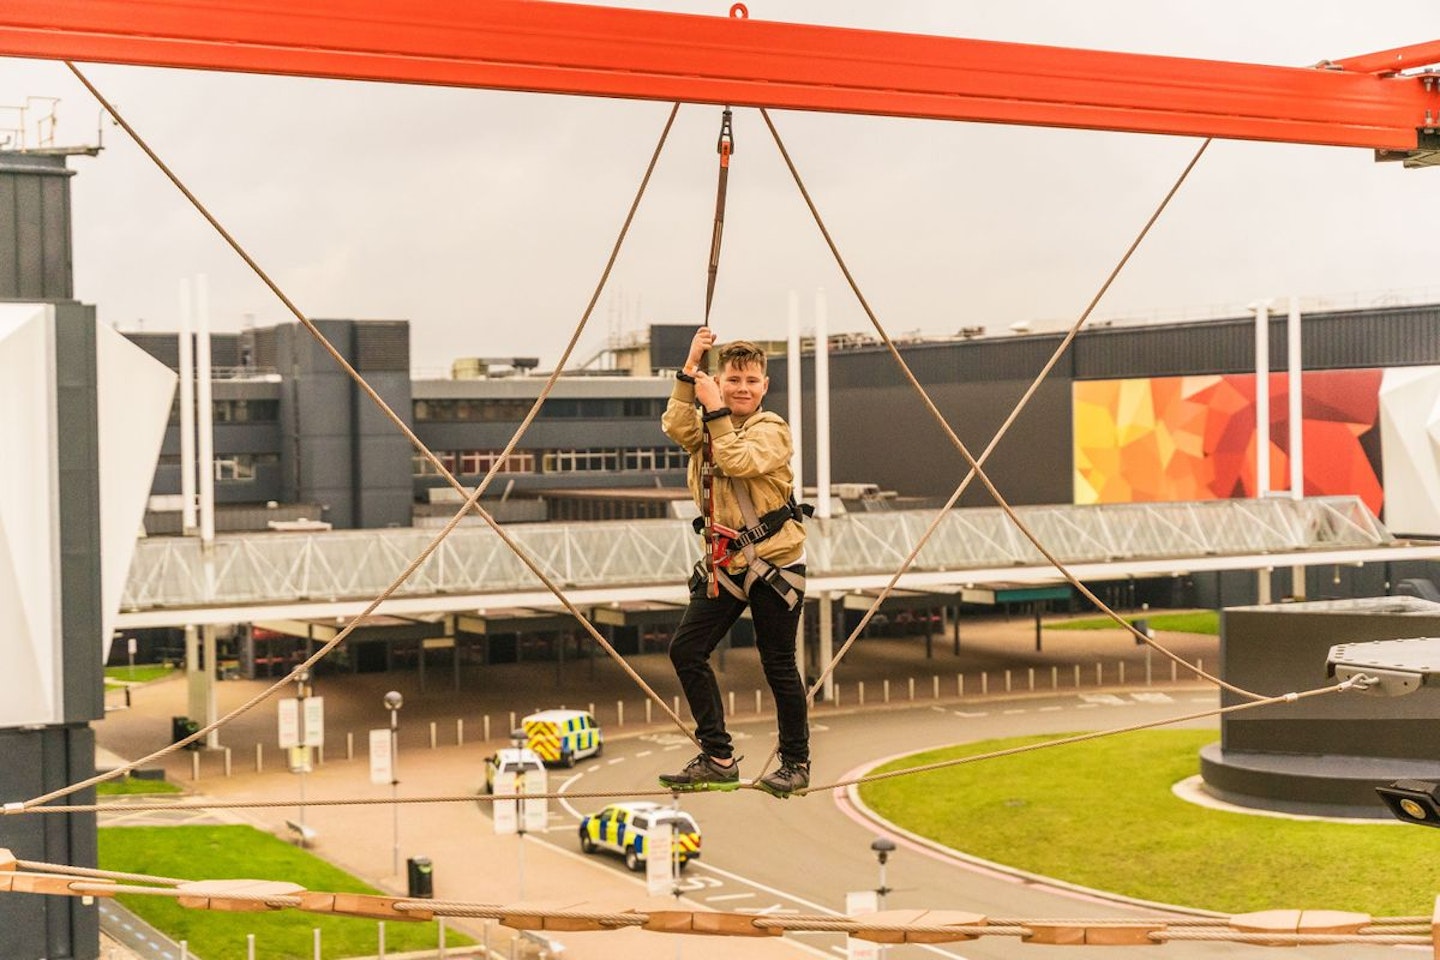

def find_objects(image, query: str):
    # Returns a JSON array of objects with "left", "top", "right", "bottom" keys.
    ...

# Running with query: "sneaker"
[
  {"left": 756, "top": 759, "right": 810, "bottom": 799},
  {"left": 658, "top": 753, "right": 742, "bottom": 792}
]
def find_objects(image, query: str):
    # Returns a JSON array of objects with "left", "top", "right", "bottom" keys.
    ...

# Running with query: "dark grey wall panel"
[
  {"left": 0, "top": 152, "right": 75, "bottom": 300},
  {"left": 0, "top": 726, "right": 99, "bottom": 960},
  {"left": 55, "top": 305, "right": 103, "bottom": 724}
]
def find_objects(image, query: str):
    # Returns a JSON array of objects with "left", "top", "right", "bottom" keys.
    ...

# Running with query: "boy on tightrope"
[{"left": 658, "top": 326, "right": 811, "bottom": 798}]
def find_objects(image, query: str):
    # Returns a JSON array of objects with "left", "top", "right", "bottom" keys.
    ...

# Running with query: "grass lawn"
[
  {"left": 1047, "top": 610, "right": 1220, "bottom": 635},
  {"left": 100, "top": 825, "right": 473, "bottom": 960},
  {"left": 96, "top": 777, "right": 183, "bottom": 796},
  {"left": 859, "top": 730, "right": 1428, "bottom": 916},
  {"left": 104, "top": 664, "right": 177, "bottom": 687}
]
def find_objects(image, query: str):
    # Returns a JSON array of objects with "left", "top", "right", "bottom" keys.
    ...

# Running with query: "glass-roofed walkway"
[{"left": 117, "top": 496, "right": 1440, "bottom": 628}]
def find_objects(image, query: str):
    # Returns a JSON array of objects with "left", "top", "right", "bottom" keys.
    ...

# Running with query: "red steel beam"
[{"left": 1, "top": 0, "right": 1437, "bottom": 150}]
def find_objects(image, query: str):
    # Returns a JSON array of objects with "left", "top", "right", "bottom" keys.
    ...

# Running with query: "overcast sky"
[{"left": 3, "top": 1, "right": 1438, "bottom": 375}]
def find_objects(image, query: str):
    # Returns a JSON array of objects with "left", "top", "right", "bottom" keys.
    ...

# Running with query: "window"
[
  {"left": 457, "top": 449, "right": 535, "bottom": 475},
  {"left": 213, "top": 453, "right": 278, "bottom": 482},
  {"left": 542, "top": 449, "right": 621, "bottom": 473},
  {"left": 622, "top": 447, "right": 687, "bottom": 471},
  {"left": 414, "top": 399, "right": 533, "bottom": 422},
  {"left": 412, "top": 452, "right": 458, "bottom": 477},
  {"left": 213, "top": 399, "right": 280, "bottom": 423}
]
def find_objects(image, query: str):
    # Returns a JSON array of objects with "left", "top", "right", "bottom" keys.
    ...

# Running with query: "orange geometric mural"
[{"left": 1073, "top": 370, "right": 1384, "bottom": 515}]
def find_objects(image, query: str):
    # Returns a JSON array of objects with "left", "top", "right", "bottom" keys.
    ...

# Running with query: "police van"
[
  {"left": 578, "top": 801, "right": 701, "bottom": 871},
  {"left": 517, "top": 709, "right": 603, "bottom": 767}
]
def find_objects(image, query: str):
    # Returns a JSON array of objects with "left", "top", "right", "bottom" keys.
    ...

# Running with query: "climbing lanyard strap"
[{"left": 701, "top": 107, "right": 735, "bottom": 598}]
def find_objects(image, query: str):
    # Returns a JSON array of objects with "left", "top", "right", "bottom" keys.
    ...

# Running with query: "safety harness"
[{"left": 692, "top": 482, "right": 811, "bottom": 610}]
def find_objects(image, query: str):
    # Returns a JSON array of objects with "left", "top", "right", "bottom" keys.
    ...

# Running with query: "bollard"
[
  {"left": 347, "top": 732, "right": 354, "bottom": 761},
  {"left": 1171, "top": 659, "right": 1178, "bottom": 683},
  {"left": 484, "top": 715, "right": 491, "bottom": 742},
  {"left": 958, "top": 673, "right": 964, "bottom": 698},
  {"left": 313, "top": 928, "right": 321, "bottom": 960},
  {"left": 378, "top": 921, "right": 386, "bottom": 960},
  {"left": 645, "top": 700, "right": 652, "bottom": 724},
  {"left": 908, "top": 677, "right": 915, "bottom": 701},
  {"left": 457, "top": 718, "right": 464, "bottom": 746},
  {"left": 980, "top": 673, "right": 988, "bottom": 696},
  {"left": 1119, "top": 661, "right": 1126, "bottom": 686},
  {"left": 673, "top": 695, "right": 681, "bottom": 719},
  {"left": 883, "top": 679, "right": 890, "bottom": 704},
  {"left": 509, "top": 711, "right": 516, "bottom": 734},
  {"left": 858, "top": 681, "right": 865, "bottom": 706},
  {"left": 932, "top": 675, "right": 940, "bottom": 699},
  {"left": 1028, "top": 667, "right": 1035, "bottom": 692},
  {"left": 191, "top": 751, "right": 200, "bottom": 781},
  {"left": 1074, "top": 664, "right": 1081, "bottom": 688},
  {"left": 223, "top": 747, "right": 232, "bottom": 778},
  {"left": 180, "top": 941, "right": 188, "bottom": 960},
  {"left": 247, "top": 934, "right": 256, "bottom": 960},
  {"left": 1198, "top": 657, "right": 1204, "bottom": 675},
  {"left": 617, "top": 701, "right": 624, "bottom": 727},
  {"left": 1004, "top": 670, "right": 1012, "bottom": 692},
  {"left": 439, "top": 917, "right": 447, "bottom": 958},
  {"left": 728, "top": 691, "right": 735, "bottom": 716},
  {"left": 316, "top": 743, "right": 324, "bottom": 766},
  {"left": 755, "top": 689, "right": 762, "bottom": 713},
  {"left": 834, "top": 683, "right": 841, "bottom": 708},
  {"left": 1051, "top": 665, "right": 1058, "bottom": 690},
  {"left": 1096, "top": 662, "right": 1103, "bottom": 686},
  {"left": 587, "top": 702, "right": 595, "bottom": 717},
  {"left": 429, "top": 722, "right": 437, "bottom": 750},
  {"left": 255, "top": 742, "right": 263, "bottom": 774}
]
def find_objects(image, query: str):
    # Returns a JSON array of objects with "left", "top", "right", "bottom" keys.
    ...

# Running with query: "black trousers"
[{"left": 669, "top": 565, "right": 808, "bottom": 764}]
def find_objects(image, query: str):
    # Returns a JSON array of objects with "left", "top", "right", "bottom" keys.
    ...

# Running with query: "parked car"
[
  {"left": 482, "top": 747, "right": 545, "bottom": 794},
  {"left": 517, "top": 709, "right": 603, "bottom": 767},
  {"left": 578, "top": 801, "right": 701, "bottom": 871}
]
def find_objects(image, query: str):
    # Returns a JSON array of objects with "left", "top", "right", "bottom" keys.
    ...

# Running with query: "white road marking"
[
  {"left": 556, "top": 773, "right": 587, "bottom": 819},
  {"left": 705, "top": 892, "right": 756, "bottom": 902},
  {"left": 738, "top": 904, "right": 795, "bottom": 915},
  {"left": 1080, "top": 693, "right": 1127, "bottom": 705},
  {"left": 635, "top": 750, "right": 653, "bottom": 757},
  {"left": 1038, "top": 706, "right": 1063, "bottom": 712},
  {"left": 951, "top": 710, "right": 987, "bottom": 717},
  {"left": 1002, "top": 709, "right": 1027, "bottom": 715},
  {"left": 607, "top": 757, "right": 625, "bottom": 764},
  {"left": 1131, "top": 692, "right": 1174, "bottom": 703}
]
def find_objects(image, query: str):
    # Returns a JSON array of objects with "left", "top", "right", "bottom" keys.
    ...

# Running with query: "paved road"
[{"left": 547, "top": 691, "right": 1413, "bottom": 960}]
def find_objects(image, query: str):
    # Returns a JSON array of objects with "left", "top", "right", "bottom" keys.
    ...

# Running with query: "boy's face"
[{"left": 719, "top": 359, "right": 769, "bottom": 418}]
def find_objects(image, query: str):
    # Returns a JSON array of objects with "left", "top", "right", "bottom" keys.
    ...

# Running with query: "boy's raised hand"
[{"left": 687, "top": 326, "right": 717, "bottom": 370}]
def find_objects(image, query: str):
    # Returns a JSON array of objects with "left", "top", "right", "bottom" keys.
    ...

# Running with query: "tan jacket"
[{"left": 662, "top": 380, "right": 805, "bottom": 570}]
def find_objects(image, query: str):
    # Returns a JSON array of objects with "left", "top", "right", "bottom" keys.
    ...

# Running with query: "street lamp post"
[
  {"left": 384, "top": 690, "right": 403, "bottom": 877},
  {"left": 870, "top": 837, "right": 896, "bottom": 909},
  {"left": 870, "top": 837, "right": 897, "bottom": 959}
]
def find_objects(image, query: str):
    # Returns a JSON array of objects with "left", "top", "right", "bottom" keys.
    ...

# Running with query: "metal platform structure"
[{"left": 116, "top": 495, "right": 1440, "bottom": 627}]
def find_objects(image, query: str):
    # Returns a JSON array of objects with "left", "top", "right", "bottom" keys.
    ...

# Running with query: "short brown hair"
[{"left": 718, "top": 339, "right": 767, "bottom": 373}]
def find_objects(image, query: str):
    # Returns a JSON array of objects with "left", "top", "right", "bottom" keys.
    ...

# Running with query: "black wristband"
[
  {"left": 701, "top": 406, "right": 731, "bottom": 423},
  {"left": 676, "top": 369, "right": 696, "bottom": 384}
]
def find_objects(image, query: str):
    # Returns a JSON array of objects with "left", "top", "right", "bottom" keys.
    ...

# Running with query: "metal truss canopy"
[
  {"left": 3, "top": 2, "right": 1439, "bottom": 150},
  {"left": 118, "top": 496, "right": 1434, "bottom": 627}
]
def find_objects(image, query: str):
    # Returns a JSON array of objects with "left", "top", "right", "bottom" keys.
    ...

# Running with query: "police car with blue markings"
[{"left": 578, "top": 802, "right": 701, "bottom": 872}]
